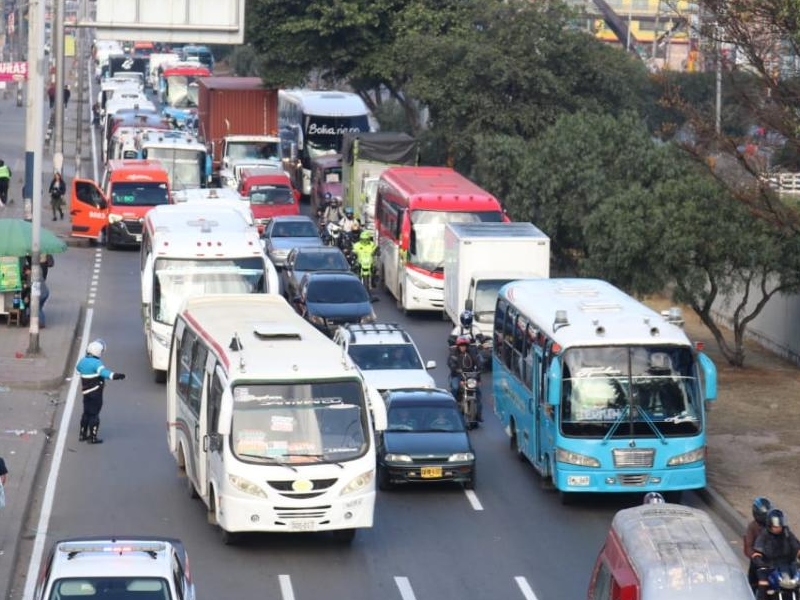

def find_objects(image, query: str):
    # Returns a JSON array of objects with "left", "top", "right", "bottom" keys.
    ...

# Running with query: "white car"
[
  {"left": 35, "top": 537, "right": 195, "bottom": 600},
  {"left": 333, "top": 323, "right": 437, "bottom": 393}
]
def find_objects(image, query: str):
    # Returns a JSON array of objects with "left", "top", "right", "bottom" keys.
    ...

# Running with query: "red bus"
[{"left": 375, "top": 166, "right": 506, "bottom": 313}]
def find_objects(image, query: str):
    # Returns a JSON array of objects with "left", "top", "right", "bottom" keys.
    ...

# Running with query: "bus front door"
[{"left": 70, "top": 179, "right": 108, "bottom": 241}]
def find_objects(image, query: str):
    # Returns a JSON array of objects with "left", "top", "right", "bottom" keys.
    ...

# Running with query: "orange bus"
[{"left": 70, "top": 159, "right": 172, "bottom": 249}]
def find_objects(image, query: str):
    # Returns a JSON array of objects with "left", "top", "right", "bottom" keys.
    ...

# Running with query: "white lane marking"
[
  {"left": 515, "top": 576, "right": 539, "bottom": 600},
  {"left": 22, "top": 309, "right": 96, "bottom": 600},
  {"left": 395, "top": 576, "right": 417, "bottom": 600},
  {"left": 279, "top": 575, "right": 295, "bottom": 600},
  {"left": 465, "top": 489, "right": 483, "bottom": 511}
]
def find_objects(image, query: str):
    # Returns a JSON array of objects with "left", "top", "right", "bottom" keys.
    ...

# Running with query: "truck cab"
[
  {"left": 237, "top": 167, "right": 300, "bottom": 233},
  {"left": 70, "top": 159, "right": 172, "bottom": 249}
]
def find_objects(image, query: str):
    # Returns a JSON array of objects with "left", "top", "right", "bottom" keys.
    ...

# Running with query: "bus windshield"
[
  {"left": 409, "top": 209, "right": 504, "bottom": 272},
  {"left": 250, "top": 185, "right": 293, "bottom": 205},
  {"left": 165, "top": 75, "right": 201, "bottom": 108},
  {"left": 153, "top": 257, "right": 265, "bottom": 325},
  {"left": 305, "top": 115, "right": 370, "bottom": 155},
  {"left": 560, "top": 346, "right": 702, "bottom": 438},
  {"left": 230, "top": 380, "right": 368, "bottom": 465},
  {"left": 110, "top": 182, "right": 170, "bottom": 207}
]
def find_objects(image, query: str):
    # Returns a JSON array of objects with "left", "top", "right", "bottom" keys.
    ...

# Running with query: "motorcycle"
[
  {"left": 457, "top": 370, "right": 481, "bottom": 429},
  {"left": 323, "top": 222, "right": 342, "bottom": 247},
  {"left": 448, "top": 326, "right": 492, "bottom": 370},
  {"left": 760, "top": 564, "right": 800, "bottom": 600},
  {"left": 354, "top": 247, "right": 378, "bottom": 290}
]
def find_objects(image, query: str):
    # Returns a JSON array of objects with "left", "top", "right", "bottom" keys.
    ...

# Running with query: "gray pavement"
[
  {"left": 0, "top": 60, "right": 757, "bottom": 600},
  {"left": 0, "top": 56, "right": 93, "bottom": 600}
]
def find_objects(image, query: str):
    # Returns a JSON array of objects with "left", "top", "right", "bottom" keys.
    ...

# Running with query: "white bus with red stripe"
[
  {"left": 140, "top": 203, "right": 279, "bottom": 383},
  {"left": 167, "top": 294, "right": 383, "bottom": 544}
]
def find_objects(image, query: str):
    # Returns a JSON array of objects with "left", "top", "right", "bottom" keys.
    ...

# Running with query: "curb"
[{"left": 697, "top": 486, "right": 748, "bottom": 537}]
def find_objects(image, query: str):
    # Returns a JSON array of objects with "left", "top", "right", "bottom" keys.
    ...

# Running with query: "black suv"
[{"left": 293, "top": 271, "right": 375, "bottom": 336}]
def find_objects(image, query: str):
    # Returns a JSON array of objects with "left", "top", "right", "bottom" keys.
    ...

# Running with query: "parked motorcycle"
[{"left": 457, "top": 370, "right": 480, "bottom": 429}]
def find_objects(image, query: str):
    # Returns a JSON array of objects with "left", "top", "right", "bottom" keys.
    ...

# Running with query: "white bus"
[
  {"left": 140, "top": 204, "right": 279, "bottom": 383},
  {"left": 167, "top": 294, "right": 384, "bottom": 544},
  {"left": 278, "top": 89, "right": 371, "bottom": 197}
]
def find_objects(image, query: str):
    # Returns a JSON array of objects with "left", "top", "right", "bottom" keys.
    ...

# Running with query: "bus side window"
[
  {"left": 188, "top": 344, "right": 208, "bottom": 415},
  {"left": 512, "top": 315, "right": 525, "bottom": 379},
  {"left": 522, "top": 324, "right": 535, "bottom": 390},
  {"left": 503, "top": 306, "right": 517, "bottom": 370},
  {"left": 494, "top": 298, "right": 507, "bottom": 359},
  {"left": 177, "top": 329, "right": 195, "bottom": 402}
]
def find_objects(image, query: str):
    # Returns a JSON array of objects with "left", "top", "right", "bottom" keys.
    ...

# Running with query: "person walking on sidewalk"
[
  {"left": 63, "top": 85, "right": 71, "bottom": 109},
  {"left": 0, "top": 455, "right": 8, "bottom": 509},
  {"left": 48, "top": 171, "right": 66, "bottom": 220},
  {"left": 0, "top": 159, "right": 11, "bottom": 206},
  {"left": 75, "top": 339, "right": 126, "bottom": 444}
]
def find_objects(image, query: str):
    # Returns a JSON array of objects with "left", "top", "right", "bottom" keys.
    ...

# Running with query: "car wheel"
[{"left": 464, "top": 469, "right": 476, "bottom": 490}]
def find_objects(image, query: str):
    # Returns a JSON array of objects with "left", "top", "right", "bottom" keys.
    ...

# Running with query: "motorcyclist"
[
  {"left": 339, "top": 207, "right": 360, "bottom": 234},
  {"left": 449, "top": 309, "right": 486, "bottom": 345},
  {"left": 351, "top": 230, "right": 377, "bottom": 278},
  {"left": 752, "top": 508, "right": 800, "bottom": 599},
  {"left": 75, "top": 339, "right": 126, "bottom": 444},
  {"left": 746, "top": 497, "right": 773, "bottom": 591},
  {"left": 322, "top": 196, "right": 345, "bottom": 225},
  {"left": 448, "top": 335, "right": 483, "bottom": 422}
]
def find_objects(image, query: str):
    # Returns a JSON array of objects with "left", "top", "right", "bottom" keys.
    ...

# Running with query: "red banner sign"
[{"left": 0, "top": 61, "right": 28, "bottom": 82}]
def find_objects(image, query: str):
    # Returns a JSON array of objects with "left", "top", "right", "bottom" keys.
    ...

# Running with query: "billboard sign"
[
  {"left": 90, "top": 0, "right": 245, "bottom": 44},
  {"left": 0, "top": 62, "right": 28, "bottom": 82}
]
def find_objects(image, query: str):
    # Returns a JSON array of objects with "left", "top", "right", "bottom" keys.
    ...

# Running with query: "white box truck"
[{"left": 444, "top": 222, "right": 551, "bottom": 341}]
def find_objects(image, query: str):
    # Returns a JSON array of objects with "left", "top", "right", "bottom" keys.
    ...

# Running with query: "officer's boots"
[
  {"left": 88, "top": 424, "right": 103, "bottom": 444},
  {"left": 78, "top": 425, "right": 88, "bottom": 442}
]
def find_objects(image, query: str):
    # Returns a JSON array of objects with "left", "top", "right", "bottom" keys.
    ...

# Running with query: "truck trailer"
[
  {"left": 197, "top": 77, "right": 280, "bottom": 184},
  {"left": 443, "top": 222, "right": 551, "bottom": 341}
]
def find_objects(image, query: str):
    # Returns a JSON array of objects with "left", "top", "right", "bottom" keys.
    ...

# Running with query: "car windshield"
[
  {"left": 307, "top": 279, "right": 368, "bottom": 304},
  {"left": 110, "top": 182, "right": 170, "bottom": 207},
  {"left": 48, "top": 577, "right": 171, "bottom": 600},
  {"left": 231, "top": 380, "right": 368, "bottom": 464},
  {"left": 294, "top": 251, "right": 348, "bottom": 272},
  {"left": 386, "top": 403, "right": 465, "bottom": 433},
  {"left": 347, "top": 344, "right": 423, "bottom": 371},
  {"left": 270, "top": 220, "right": 317, "bottom": 238},
  {"left": 250, "top": 185, "right": 293, "bottom": 205}
]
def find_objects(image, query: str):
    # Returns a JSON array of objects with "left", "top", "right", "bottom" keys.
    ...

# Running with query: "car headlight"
[
  {"left": 406, "top": 272, "right": 433, "bottom": 290},
  {"left": 108, "top": 213, "right": 123, "bottom": 224},
  {"left": 340, "top": 469, "right": 374, "bottom": 495},
  {"left": 448, "top": 452, "right": 474, "bottom": 462},
  {"left": 556, "top": 447, "right": 600, "bottom": 468},
  {"left": 153, "top": 331, "right": 171, "bottom": 348},
  {"left": 384, "top": 453, "right": 412, "bottom": 463},
  {"left": 228, "top": 474, "right": 267, "bottom": 498},
  {"left": 360, "top": 310, "right": 376, "bottom": 324},
  {"left": 667, "top": 447, "right": 705, "bottom": 466}
]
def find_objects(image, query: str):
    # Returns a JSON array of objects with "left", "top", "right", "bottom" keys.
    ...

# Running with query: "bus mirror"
[
  {"left": 464, "top": 298, "right": 474, "bottom": 312},
  {"left": 547, "top": 356, "right": 562, "bottom": 406},
  {"left": 697, "top": 352, "right": 717, "bottom": 401},
  {"left": 409, "top": 228, "right": 416, "bottom": 256}
]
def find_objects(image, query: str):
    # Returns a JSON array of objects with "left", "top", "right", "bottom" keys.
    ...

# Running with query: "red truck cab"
[
  {"left": 70, "top": 159, "right": 172, "bottom": 249},
  {"left": 237, "top": 167, "right": 300, "bottom": 233}
]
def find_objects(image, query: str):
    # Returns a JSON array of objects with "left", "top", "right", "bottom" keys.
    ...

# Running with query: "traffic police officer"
[{"left": 75, "top": 339, "right": 126, "bottom": 444}]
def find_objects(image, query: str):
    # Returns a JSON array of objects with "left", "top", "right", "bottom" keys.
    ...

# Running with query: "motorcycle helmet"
[
  {"left": 344, "top": 207, "right": 354, "bottom": 218},
  {"left": 643, "top": 492, "right": 665, "bottom": 505},
  {"left": 359, "top": 230, "right": 373, "bottom": 242},
  {"left": 455, "top": 335, "right": 471, "bottom": 347},
  {"left": 752, "top": 496, "right": 773, "bottom": 526},
  {"left": 767, "top": 508, "right": 787, "bottom": 530},
  {"left": 460, "top": 310, "right": 474, "bottom": 329},
  {"left": 87, "top": 339, "right": 106, "bottom": 358}
]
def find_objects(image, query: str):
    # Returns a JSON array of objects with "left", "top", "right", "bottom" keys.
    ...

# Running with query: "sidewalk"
[{"left": 0, "top": 57, "right": 93, "bottom": 600}]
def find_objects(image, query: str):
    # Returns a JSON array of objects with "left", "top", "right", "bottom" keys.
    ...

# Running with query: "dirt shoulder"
[{"left": 646, "top": 297, "right": 800, "bottom": 527}]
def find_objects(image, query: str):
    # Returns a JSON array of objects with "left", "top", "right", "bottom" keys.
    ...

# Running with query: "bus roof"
[
  {"left": 611, "top": 504, "right": 752, "bottom": 600},
  {"left": 138, "top": 130, "right": 206, "bottom": 150},
  {"left": 500, "top": 278, "right": 691, "bottom": 348},
  {"left": 279, "top": 89, "right": 369, "bottom": 117},
  {"left": 106, "top": 159, "right": 170, "bottom": 179},
  {"left": 145, "top": 203, "right": 252, "bottom": 233},
  {"left": 180, "top": 295, "right": 362, "bottom": 381},
  {"left": 380, "top": 166, "right": 501, "bottom": 207},
  {"left": 161, "top": 63, "right": 211, "bottom": 77}
]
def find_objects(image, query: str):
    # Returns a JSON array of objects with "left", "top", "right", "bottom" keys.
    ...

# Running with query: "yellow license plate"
[{"left": 420, "top": 466, "right": 442, "bottom": 479}]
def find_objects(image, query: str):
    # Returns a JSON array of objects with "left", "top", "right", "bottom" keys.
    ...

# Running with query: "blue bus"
[{"left": 492, "top": 278, "right": 717, "bottom": 501}]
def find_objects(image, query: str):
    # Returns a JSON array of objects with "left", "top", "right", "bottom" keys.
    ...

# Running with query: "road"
[{"left": 6, "top": 65, "right": 746, "bottom": 600}]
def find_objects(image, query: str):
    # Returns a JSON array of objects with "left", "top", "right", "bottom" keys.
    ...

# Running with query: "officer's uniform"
[{"left": 75, "top": 353, "right": 122, "bottom": 443}]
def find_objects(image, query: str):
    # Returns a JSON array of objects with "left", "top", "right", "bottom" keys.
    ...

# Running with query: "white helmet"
[{"left": 87, "top": 339, "right": 106, "bottom": 358}]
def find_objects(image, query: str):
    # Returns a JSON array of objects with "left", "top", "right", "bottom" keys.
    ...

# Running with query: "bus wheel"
[
  {"left": 154, "top": 369, "right": 166, "bottom": 384},
  {"left": 185, "top": 471, "right": 199, "bottom": 500},
  {"left": 219, "top": 527, "right": 240, "bottom": 546},
  {"left": 332, "top": 528, "right": 356, "bottom": 544},
  {"left": 559, "top": 490, "right": 575, "bottom": 506},
  {"left": 510, "top": 426, "right": 524, "bottom": 461},
  {"left": 664, "top": 491, "right": 683, "bottom": 504}
]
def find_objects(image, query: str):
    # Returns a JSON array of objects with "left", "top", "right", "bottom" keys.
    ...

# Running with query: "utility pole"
[
  {"left": 74, "top": 0, "right": 85, "bottom": 178},
  {"left": 53, "top": 0, "right": 65, "bottom": 160},
  {"left": 24, "top": 0, "right": 45, "bottom": 354},
  {"left": 715, "top": 24, "right": 722, "bottom": 136}
]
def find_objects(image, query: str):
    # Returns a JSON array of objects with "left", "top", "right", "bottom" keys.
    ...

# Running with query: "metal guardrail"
[{"left": 765, "top": 172, "right": 800, "bottom": 194}]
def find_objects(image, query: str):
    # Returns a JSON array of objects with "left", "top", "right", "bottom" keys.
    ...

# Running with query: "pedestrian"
[
  {"left": 63, "top": 85, "right": 71, "bottom": 108},
  {"left": 20, "top": 262, "right": 49, "bottom": 327},
  {"left": 47, "top": 83, "right": 55, "bottom": 110},
  {"left": 48, "top": 171, "right": 66, "bottom": 220},
  {"left": 0, "top": 159, "right": 11, "bottom": 206},
  {"left": 75, "top": 339, "right": 126, "bottom": 444},
  {"left": 0, "top": 455, "right": 7, "bottom": 509},
  {"left": 91, "top": 102, "right": 101, "bottom": 128}
]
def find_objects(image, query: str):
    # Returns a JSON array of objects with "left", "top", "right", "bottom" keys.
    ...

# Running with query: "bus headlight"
[
  {"left": 556, "top": 447, "right": 600, "bottom": 468},
  {"left": 108, "top": 213, "right": 124, "bottom": 224},
  {"left": 228, "top": 474, "right": 267, "bottom": 498},
  {"left": 667, "top": 447, "right": 705, "bottom": 466},
  {"left": 340, "top": 469, "right": 374, "bottom": 495},
  {"left": 406, "top": 272, "right": 432, "bottom": 290}
]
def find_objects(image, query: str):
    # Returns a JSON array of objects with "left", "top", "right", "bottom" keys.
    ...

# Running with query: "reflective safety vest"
[{"left": 0, "top": 165, "right": 10, "bottom": 179}]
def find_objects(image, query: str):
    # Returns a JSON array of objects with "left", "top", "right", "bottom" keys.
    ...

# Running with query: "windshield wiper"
[
  {"left": 601, "top": 404, "right": 630, "bottom": 445},
  {"left": 664, "top": 411, "right": 698, "bottom": 424},
  {"left": 632, "top": 405, "right": 667, "bottom": 445}
]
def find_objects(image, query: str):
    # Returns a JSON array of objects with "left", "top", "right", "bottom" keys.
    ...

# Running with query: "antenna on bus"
[
  {"left": 553, "top": 310, "right": 569, "bottom": 332},
  {"left": 229, "top": 333, "right": 243, "bottom": 351}
]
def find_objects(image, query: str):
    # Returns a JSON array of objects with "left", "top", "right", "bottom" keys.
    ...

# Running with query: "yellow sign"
[
  {"left": 64, "top": 35, "right": 76, "bottom": 57},
  {"left": 0, "top": 257, "right": 22, "bottom": 292}
]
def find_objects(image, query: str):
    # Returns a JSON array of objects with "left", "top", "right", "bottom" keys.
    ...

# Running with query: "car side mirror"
[{"left": 426, "top": 360, "right": 437, "bottom": 370}]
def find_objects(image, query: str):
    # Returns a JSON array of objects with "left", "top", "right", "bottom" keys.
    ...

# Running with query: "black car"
[
  {"left": 378, "top": 388, "right": 476, "bottom": 490},
  {"left": 281, "top": 246, "right": 351, "bottom": 301},
  {"left": 293, "top": 271, "right": 375, "bottom": 336}
]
